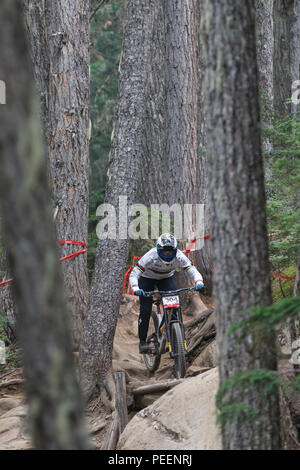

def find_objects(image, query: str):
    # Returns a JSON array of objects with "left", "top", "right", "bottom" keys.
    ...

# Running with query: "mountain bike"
[{"left": 142, "top": 287, "right": 195, "bottom": 379}]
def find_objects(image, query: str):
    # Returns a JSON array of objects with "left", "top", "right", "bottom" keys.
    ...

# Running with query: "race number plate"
[{"left": 162, "top": 295, "right": 180, "bottom": 308}]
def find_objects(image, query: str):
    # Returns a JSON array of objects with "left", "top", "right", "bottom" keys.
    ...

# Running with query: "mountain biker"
[{"left": 129, "top": 233, "right": 205, "bottom": 353}]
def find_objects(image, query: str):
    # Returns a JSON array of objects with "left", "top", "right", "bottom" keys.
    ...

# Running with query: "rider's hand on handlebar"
[
  {"left": 195, "top": 282, "right": 204, "bottom": 291},
  {"left": 134, "top": 289, "right": 145, "bottom": 297}
]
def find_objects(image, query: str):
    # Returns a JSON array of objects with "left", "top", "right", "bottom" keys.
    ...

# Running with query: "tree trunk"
[
  {"left": 164, "top": 0, "right": 198, "bottom": 210},
  {"left": 164, "top": 0, "right": 200, "bottom": 292},
  {"left": 140, "top": 1, "right": 208, "bottom": 293},
  {"left": 22, "top": 0, "right": 90, "bottom": 349},
  {"left": 273, "top": 0, "right": 300, "bottom": 115},
  {"left": 79, "top": 0, "right": 154, "bottom": 401},
  {"left": 255, "top": 0, "right": 274, "bottom": 182},
  {"left": 195, "top": 0, "right": 213, "bottom": 294},
  {"left": 256, "top": 0, "right": 274, "bottom": 109},
  {"left": 0, "top": 0, "right": 88, "bottom": 449},
  {"left": 201, "top": 0, "right": 281, "bottom": 449},
  {"left": 140, "top": 0, "right": 167, "bottom": 206}
]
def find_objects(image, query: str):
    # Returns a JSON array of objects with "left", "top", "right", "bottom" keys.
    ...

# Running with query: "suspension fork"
[
  {"left": 165, "top": 306, "right": 188, "bottom": 353},
  {"left": 177, "top": 305, "right": 188, "bottom": 352},
  {"left": 163, "top": 308, "right": 172, "bottom": 353},
  {"left": 156, "top": 302, "right": 164, "bottom": 338}
]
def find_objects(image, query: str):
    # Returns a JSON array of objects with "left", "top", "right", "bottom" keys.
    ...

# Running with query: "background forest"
[
  {"left": 0, "top": 0, "right": 299, "bottom": 452},
  {"left": 89, "top": 0, "right": 300, "bottom": 291}
]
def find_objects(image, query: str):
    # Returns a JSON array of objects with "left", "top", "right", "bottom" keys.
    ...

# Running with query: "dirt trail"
[{"left": 0, "top": 293, "right": 216, "bottom": 450}]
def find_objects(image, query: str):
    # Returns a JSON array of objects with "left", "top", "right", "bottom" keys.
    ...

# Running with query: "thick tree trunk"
[
  {"left": 79, "top": 0, "right": 154, "bottom": 400},
  {"left": 164, "top": 0, "right": 200, "bottom": 291},
  {"left": 0, "top": 0, "right": 88, "bottom": 449},
  {"left": 164, "top": 0, "right": 198, "bottom": 211},
  {"left": 140, "top": 0, "right": 167, "bottom": 206},
  {"left": 140, "top": 1, "right": 207, "bottom": 292},
  {"left": 23, "top": 0, "right": 90, "bottom": 349},
  {"left": 201, "top": 0, "right": 281, "bottom": 449}
]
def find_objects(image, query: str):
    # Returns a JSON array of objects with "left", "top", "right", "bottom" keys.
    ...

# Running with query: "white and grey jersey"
[{"left": 129, "top": 248, "right": 203, "bottom": 292}]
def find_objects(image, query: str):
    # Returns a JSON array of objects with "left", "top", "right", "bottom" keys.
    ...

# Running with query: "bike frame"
[{"left": 144, "top": 287, "right": 195, "bottom": 357}]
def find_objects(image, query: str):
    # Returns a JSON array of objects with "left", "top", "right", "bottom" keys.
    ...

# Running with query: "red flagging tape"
[
  {"left": 271, "top": 272, "right": 296, "bottom": 280},
  {"left": 182, "top": 235, "right": 211, "bottom": 254},
  {"left": 1, "top": 237, "right": 296, "bottom": 290},
  {"left": 122, "top": 265, "right": 134, "bottom": 295},
  {"left": 57, "top": 240, "right": 88, "bottom": 247},
  {"left": 0, "top": 279, "right": 13, "bottom": 287},
  {"left": 0, "top": 241, "right": 87, "bottom": 287},
  {"left": 57, "top": 240, "right": 88, "bottom": 262},
  {"left": 59, "top": 249, "right": 88, "bottom": 263}
]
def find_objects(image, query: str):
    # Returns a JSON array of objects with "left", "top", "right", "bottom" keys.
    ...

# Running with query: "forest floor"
[{"left": 0, "top": 292, "right": 217, "bottom": 449}]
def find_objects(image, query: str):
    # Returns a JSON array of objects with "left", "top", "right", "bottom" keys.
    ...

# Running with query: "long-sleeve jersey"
[{"left": 129, "top": 248, "right": 203, "bottom": 292}]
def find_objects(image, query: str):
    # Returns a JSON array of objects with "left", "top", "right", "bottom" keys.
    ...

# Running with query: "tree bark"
[
  {"left": 0, "top": 0, "right": 88, "bottom": 449},
  {"left": 140, "top": 0, "right": 167, "bottom": 206},
  {"left": 139, "top": 1, "right": 208, "bottom": 293},
  {"left": 273, "top": 0, "right": 300, "bottom": 115},
  {"left": 255, "top": 0, "right": 274, "bottom": 182},
  {"left": 195, "top": 0, "right": 213, "bottom": 294},
  {"left": 114, "top": 371, "right": 128, "bottom": 434},
  {"left": 256, "top": 0, "right": 274, "bottom": 109},
  {"left": 79, "top": 0, "right": 154, "bottom": 400},
  {"left": 164, "top": 0, "right": 201, "bottom": 292},
  {"left": 201, "top": 0, "right": 281, "bottom": 449},
  {"left": 22, "top": 0, "right": 90, "bottom": 349},
  {"left": 164, "top": 0, "right": 198, "bottom": 210}
]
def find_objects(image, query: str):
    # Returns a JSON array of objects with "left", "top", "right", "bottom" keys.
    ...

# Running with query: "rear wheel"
[
  {"left": 171, "top": 322, "right": 186, "bottom": 379},
  {"left": 143, "top": 311, "right": 161, "bottom": 373}
]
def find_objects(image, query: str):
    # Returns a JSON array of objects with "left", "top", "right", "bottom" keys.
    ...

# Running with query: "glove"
[
  {"left": 134, "top": 289, "right": 145, "bottom": 297},
  {"left": 195, "top": 282, "right": 204, "bottom": 291}
]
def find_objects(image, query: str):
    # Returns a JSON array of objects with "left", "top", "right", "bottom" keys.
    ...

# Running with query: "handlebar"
[{"left": 143, "top": 287, "right": 196, "bottom": 297}]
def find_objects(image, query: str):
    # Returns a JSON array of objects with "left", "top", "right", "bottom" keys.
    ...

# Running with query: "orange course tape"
[
  {"left": 0, "top": 240, "right": 88, "bottom": 287},
  {"left": 57, "top": 240, "right": 88, "bottom": 263},
  {"left": 0, "top": 279, "right": 13, "bottom": 288},
  {"left": 270, "top": 272, "right": 296, "bottom": 280}
]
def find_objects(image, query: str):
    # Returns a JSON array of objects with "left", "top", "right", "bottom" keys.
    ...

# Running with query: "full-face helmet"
[{"left": 156, "top": 233, "right": 178, "bottom": 263}]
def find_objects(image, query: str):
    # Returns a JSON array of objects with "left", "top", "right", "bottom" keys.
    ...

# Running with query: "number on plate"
[{"left": 162, "top": 295, "right": 180, "bottom": 308}]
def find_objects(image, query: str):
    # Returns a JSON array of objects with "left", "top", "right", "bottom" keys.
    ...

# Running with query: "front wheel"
[
  {"left": 143, "top": 311, "right": 161, "bottom": 373},
  {"left": 171, "top": 322, "right": 186, "bottom": 379}
]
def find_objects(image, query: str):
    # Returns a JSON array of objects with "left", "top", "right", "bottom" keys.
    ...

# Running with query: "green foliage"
[
  {"left": 292, "top": 375, "right": 300, "bottom": 392},
  {"left": 262, "top": 108, "right": 300, "bottom": 280},
  {"left": 4, "top": 347, "right": 21, "bottom": 369},
  {"left": 272, "top": 266, "right": 297, "bottom": 301},
  {"left": 0, "top": 314, "right": 8, "bottom": 343},
  {"left": 227, "top": 296, "right": 300, "bottom": 336},
  {"left": 216, "top": 369, "right": 280, "bottom": 428},
  {"left": 0, "top": 316, "right": 21, "bottom": 369},
  {"left": 217, "top": 297, "right": 300, "bottom": 431}
]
